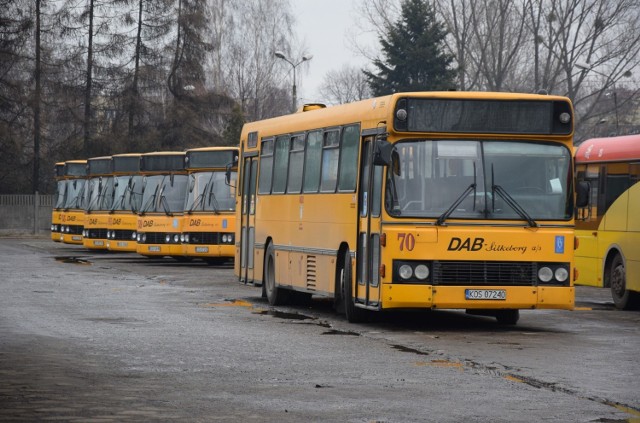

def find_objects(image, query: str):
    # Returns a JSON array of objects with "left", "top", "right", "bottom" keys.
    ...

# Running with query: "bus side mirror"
[
  {"left": 576, "top": 181, "right": 590, "bottom": 208},
  {"left": 373, "top": 138, "right": 393, "bottom": 166},
  {"left": 225, "top": 163, "right": 236, "bottom": 188}
]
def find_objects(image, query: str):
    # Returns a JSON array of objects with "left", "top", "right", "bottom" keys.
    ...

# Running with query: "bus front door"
[
  {"left": 356, "top": 138, "right": 383, "bottom": 309},
  {"left": 239, "top": 156, "right": 258, "bottom": 285}
]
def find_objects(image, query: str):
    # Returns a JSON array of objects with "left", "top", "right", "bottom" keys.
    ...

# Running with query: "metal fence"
[{"left": 0, "top": 194, "right": 55, "bottom": 234}]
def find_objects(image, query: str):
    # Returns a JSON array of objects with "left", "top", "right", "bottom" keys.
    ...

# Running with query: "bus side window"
[
  {"left": 303, "top": 130, "right": 323, "bottom": 193},
  {"left": 337, "top": 125, "right": 360, "bottom": 192},
  {"left": 287, "top": 135, "right": 305, "bottom": 193},
  {"left": 320, "top": 130, "right": 340, "bottom": 192},
  {"left": 272, "top": 135, "right": 290, "bottom": 194},
  {"left": 258, "top": 138, "right": 274, "bottom": 194}
]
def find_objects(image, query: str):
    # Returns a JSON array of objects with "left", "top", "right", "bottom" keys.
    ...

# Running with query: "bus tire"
[
  {"left": 610, "top": 254, "right": 640, "bottom": 310},
  {"left": 264, "top": 243, "right": 289, "bottom": 306},
  {"left": 341, "top": 251, "right": 367, "bottom": 323},
  {"left": 495, "top": 309, "right": 519, "bottom": 325}
]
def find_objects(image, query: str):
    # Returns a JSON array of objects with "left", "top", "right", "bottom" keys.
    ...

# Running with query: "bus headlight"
[
  {"left": 555, "top": 267, "right": 569, "bottom": 282},
  {"left": 165, "top": 234, "right": 171, "bottom": 243},
  {"left": 398, "top": 264, "right": 413, "bottom": 280},
  {"left": 132, "top": 232, "right": 137, "bottom": 240},
  {"left": 538, "top": 267, "right": 553, "bottom": 282},
  {"left": 414, "top": 264, "right": 430, "bottom": 280},
  {"left": 393, "top": 260, "right": 432, "bottom": 284},
  {"left": 173, "top": 234, "right": 180, "bottom": 243},
  {"left": 184, "top": 234, "right": 189, "bottom": 243}
]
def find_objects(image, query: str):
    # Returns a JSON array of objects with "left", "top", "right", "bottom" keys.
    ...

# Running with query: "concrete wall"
[{"left": 0, "top": 195, "right": 54, "bottom": 234}]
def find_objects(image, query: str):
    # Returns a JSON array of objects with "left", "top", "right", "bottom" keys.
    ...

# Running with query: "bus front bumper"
[
  {"left": 183, "top": 244, "right": 234, "bottom": 258},
  {"left": 380, "top": 284, "right": 574, "bottom": 310}
]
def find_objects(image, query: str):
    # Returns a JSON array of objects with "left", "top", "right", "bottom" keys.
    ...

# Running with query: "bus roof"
[
  {"left": 575, "top": 134, "right": 640, "bottom": 163},
  {"left": 87, "top": 156, "right": 113, "bottom": 176},
  {"left": 240, "top": 91, "right": 573, "bottom": 141},
  {"left": 185, "top": 147, "right": 239, "bottom": 170}
]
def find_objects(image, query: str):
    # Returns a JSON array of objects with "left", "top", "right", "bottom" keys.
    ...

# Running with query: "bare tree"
[{"left": 319, "top": 65, "right": 372, "bottom": 105}]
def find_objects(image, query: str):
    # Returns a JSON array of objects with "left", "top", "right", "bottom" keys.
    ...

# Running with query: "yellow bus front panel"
[
  {"left": 182, "top": 214, "right": 236, "bottom": 260},
  {"left": 51, "top": 211, "right": 64, "bottom": 242},
  {"left": 61, "top": 211, "right": 84, "bottom": 244},
  {"left": 82, "top": 213, "right": 110, "bottom": 250},
  {"left": 379, "top": 225, "right": 575, "bottom": 311},
  {"left": 107, "top": 213, "right": 138, "bottom": 252},
  {"left": 136, "top": 216, "right": 184, "bottom": 257}
]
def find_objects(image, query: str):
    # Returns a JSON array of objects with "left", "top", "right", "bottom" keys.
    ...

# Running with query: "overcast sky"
[{"left": 291, "top": 0, "right": 378, "bottom": 104}]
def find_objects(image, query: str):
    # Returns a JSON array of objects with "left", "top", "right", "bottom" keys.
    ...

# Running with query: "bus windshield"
[
  {"left": 141, "top": 174, "right": 188, "bottom": 214},
  {"left": 186, "top": 171, "right": 237, "bottom": 213},
  {"left": 110, "top": 176, "right": 132, "bottom": 212},
  {"left": 55, "top": 180, "right": 67, "bottom": 208},
  {"left": 386, "top": 140, "right": 572, "bottom": 221},
  {"left": 64, "top": 179, "right": 86, "bottom": 210}
]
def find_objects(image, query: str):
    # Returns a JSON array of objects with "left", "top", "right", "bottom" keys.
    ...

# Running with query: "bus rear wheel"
[
  {"left": 610, "top": 254, "right": 639, "bottom": 310},
  {"left": 264, "top": 243, "right": 289, "bottom": 306}
]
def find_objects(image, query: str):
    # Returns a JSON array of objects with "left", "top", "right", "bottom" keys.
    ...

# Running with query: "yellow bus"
[
  {"left": 574, "top": 134, "right": 640, "bottom": 309},
  {"left": 106, "top": 153, "right": 143, "bottom": 252},
  {"left": 82, "top": 156, "right": 114, "bottom": 250},
  {"left": 60, "top": 160, "right": 88, "bottom": 245},
  {"left": 51, "top": 162, "right": 66, "bottom": 242},
  {"left": 182, "top": 147, "right": 239, "bottom": 264},
  {"left": 235, "top": 91, "right": 577, "bottom": 324},
  {"left": 136, "top": 152, "right": 188, "bottom": 260}
]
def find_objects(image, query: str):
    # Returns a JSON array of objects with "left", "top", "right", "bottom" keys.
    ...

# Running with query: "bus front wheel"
[
  {"left": 340, "top": 251, "right": 367, "bottom": 323},
  {"left": 264, "top": 243, "right": 289, "bottom": 306},
  {"left": 610, "top": 254, "right": 639, "bottom": 310}
]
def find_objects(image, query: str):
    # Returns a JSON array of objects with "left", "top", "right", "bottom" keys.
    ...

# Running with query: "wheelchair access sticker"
[{"left": 555, "top": 236, "right": 565, "bottom": 254}]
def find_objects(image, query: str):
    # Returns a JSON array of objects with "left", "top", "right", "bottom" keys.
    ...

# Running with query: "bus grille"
[
  {"left": 86, "top": 228, "right": 108, "bottom": 239},
  {"left": 184, "top": 232, "right": 233, "bottom": 245},
  {"left": 140, "top": 232, "right": 169, "bottom": 244},
  {"left": 113, "top": 229, "right": 135, "bottom": 240},
  {"left": 432, "top": 261, "right": 536, "bottom": 286}
]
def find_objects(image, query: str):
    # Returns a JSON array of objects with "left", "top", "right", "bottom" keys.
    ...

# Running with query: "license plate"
[
  {"left": 465, "top": 289, "right": 506, "bottom": 300},
  {"left": 195, "top": 246, "right": 209, "bottom": 253},
  {"left": 93, "top": 240, "right": 104, "bottom": 246},
  {"left": 148, "top": 246, "right": 161, "bottom": 252},
  {"left": 116, "top": 242, "right": 128, "bottom": 247},
  {"left": 72, "top": 236, "right": 82, "bottom": 241}
]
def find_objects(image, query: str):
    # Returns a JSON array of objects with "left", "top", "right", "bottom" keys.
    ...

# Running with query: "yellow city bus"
[
  {"left": 235, "top": 91, "right": 577, "bottom": 324},
  {"left": 60, "top": 160, "right": 88, "bottom": 245},
  {"left": 182, "top": 147, "right": 239, "bottom": 264},
  {"left": 82, "top": 156, "right": 114, "bottom": 250},
  {"left": 106, "top": 153, "right": 143, "bottom": 252},
  {"left": 136, "top": 152, "right": 188, "bottom": 260},
  {"left": 51, "top": 162, "right": 66, "bottom": 242},
  {"left": 574, "top": 134, "right": 640, "bottom": 309}
]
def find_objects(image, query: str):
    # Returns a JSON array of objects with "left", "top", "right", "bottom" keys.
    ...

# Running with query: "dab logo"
[{"left": 447, "top": 237, "right": 485, "bottom": 251}]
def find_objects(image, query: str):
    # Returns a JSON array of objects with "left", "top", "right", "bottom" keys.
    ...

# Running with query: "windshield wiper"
[
  {"left": 492, "top": 185, "right": 537, "bottom": 227},
  {"left": 187, "top": 193, "right": 204, "bottom": 214},
  {"left": 160, "top": 195, "right": 173, "bottom": 216},
  {"left": 490, "top": 166, "right": 537, "bottom": 227},
  {"left": 140, "top": 185, "right": 159, "bottom": 215},
  {"left": 436, "top": 183, "right": 477, "bottom": 226}
]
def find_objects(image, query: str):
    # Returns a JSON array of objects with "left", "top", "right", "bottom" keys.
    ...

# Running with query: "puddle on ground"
[
  {"left": 321, "top": 329, "right": 360, "bottom": 336},
  {"left": 54, "top": 256, "right": 91, "bottom": 265},
  {"left": 252, "top": 309, "right": 313, "bottom": 320},
  {"left": 391, "top": 344, "right": 430, "bottom": 356}
]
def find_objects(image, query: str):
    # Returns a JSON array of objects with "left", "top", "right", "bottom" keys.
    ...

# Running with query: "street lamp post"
[
  {"left": 575, "top": 62, "right": 620, "bottom": 135},
  {"left": 274, "top": 51, "right": 312, "bottom": 113}
]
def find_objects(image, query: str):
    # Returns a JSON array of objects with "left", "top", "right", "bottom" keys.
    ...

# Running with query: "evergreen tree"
[{"left": 364, "top": 0, "right": 456, "bottom": 96}]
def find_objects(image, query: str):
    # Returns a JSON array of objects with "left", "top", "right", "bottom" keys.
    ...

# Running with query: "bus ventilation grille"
[
  {"left": 432, "top": 261, "right": 536, "bottom": 286},
  {"left": 306, "top": 255, "right": 317, "bottom": 290}
]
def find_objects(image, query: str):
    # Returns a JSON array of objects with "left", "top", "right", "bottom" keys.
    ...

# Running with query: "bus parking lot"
[{"left": 1, "top": 236, "right": 639, "bottom": 422}]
